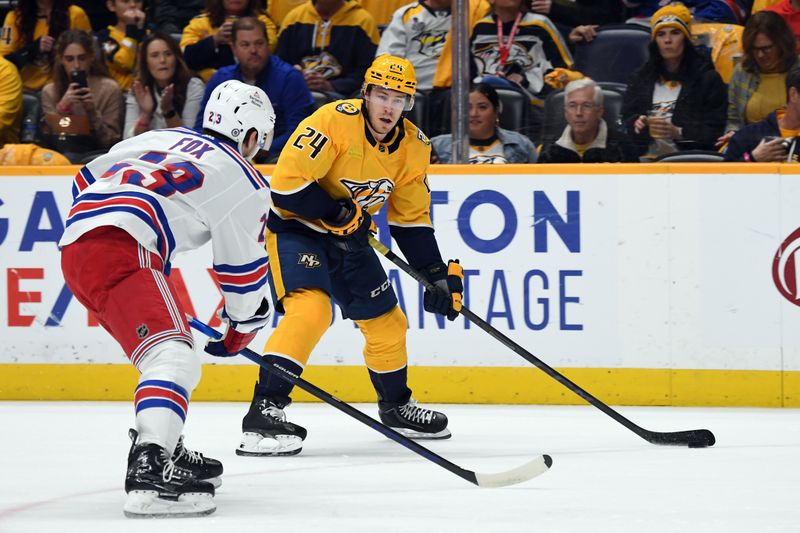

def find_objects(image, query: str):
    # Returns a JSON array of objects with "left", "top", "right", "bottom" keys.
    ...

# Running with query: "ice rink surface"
[{"left": 0, "top": 401, "right": 797, "bottom": 533}]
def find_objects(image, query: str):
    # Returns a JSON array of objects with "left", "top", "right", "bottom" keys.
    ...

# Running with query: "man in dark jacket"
[
  {"left": 539, "top": 78, "right": 637, "bottom": 163},
  {"left": 725, "top": 63, "right": 800, "bottom": 162},
  {"left": 195, "top": 17, "right": 314, "bottom": 161}
]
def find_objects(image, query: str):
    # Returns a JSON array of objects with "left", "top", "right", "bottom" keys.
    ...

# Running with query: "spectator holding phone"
[
  {"left": 725, "top": 63, "right": 800, "bottom": 162},
  {"left": 41, "top": 29, "right": 124, "bottom": 160},
  {"left": 180, "top": 0, "right": 278, "bottom": 83},
  {"left": 0, "top": 0, "right": 91, "bottom": 92}
]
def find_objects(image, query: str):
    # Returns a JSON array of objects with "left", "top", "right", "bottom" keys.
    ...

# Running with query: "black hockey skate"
[
  {"left": 171, "top": 434, "right": 223, "bottom": 488},
  {"left": 379, "top": 398, "right": 451, "bottom": 439},
  {"left": 124, "top": 429, "right": 215, "bottom": 518},
  {"left": 237, "top": 394, "right": 308, "bottom": 456}
]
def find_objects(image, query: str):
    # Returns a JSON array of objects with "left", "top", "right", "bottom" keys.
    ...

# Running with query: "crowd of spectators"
[{"left": 2, "top": 0, "right": 800, "bottom": 165}]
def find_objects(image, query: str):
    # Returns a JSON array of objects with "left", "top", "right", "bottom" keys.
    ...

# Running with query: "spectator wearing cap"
[
  {"left": 725, "top": 63, "right": 800, "bottom": 162},
  {"left": 716, "top": 11, "right": 798, "bottom": 149},
  {"left": 621, "top": 2, "right": 727, "bottom": 158},
  {"left": 195, "top": 16, "right": 314, "bottom": 161},
  {"left": 538, "top": 78, "right": 637, "bottom": 163}
]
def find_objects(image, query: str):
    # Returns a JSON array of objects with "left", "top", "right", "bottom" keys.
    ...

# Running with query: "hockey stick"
[
  {"left": 368, "top": 236, "right": 716, "bottom": 448},
  {"left": 188, "top": 316, "right": 552, "bottom": 487}
]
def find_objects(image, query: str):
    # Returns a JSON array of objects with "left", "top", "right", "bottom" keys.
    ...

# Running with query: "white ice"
[{"left": 0, "top": 402, "right": 798, "bottom": 533}]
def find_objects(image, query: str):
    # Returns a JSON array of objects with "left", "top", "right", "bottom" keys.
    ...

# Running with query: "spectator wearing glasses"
[
  {"left": 724, "top": 63, "right": 800, "bottom": 162},
  {"left": 538, "top": 78, "right": 637, "bottom": 163},
  {"left": 430, "top": 83, "right": 537, "bottom": 163},
  {"left": 716, "top": 11, "right": 797, "bottom": 148}
]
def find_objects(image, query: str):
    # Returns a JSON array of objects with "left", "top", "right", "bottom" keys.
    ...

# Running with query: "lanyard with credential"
[{"left": 496, "top": 12, "right": 523, "bottom": 66}]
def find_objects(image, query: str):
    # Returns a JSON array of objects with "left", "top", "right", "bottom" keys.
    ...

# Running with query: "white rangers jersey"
[
  {"left": 376, "top": 1, "right": 451, "bottom": 91},
  {"left": 59, "top": 127, "right": 271, "bottom": 322}
]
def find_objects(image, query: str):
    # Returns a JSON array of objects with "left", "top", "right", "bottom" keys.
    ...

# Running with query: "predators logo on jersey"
[
  {"left": 336, "top": 102, "right": 360, "bottom": 116},
  {"left": 341, "top": 178, "right": 394, "bottom": 210},
  {"left": 300, "top": 51, "right": 343, "bottom": 79},
  {"left": 411, "top": 29, "right": 448, "bottom": 58}
]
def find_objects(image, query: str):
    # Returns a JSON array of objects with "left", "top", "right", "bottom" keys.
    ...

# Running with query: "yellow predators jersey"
[
  {"left": 98, "top": 25, "right": 141, "bottom": 91},
  {"left": 0, "top": 5, "right": 92, "bottom": 91},
  {"left": 269, "top": 98, "right": 432, "bottom": 234}
]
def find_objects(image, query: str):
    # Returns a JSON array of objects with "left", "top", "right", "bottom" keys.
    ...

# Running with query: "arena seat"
[
  {"left": 494, "top": 86, "right": 531, "bottom": 136},
  {"left": 653, "top": 150, "right": 726, "bottom": 162},
  {"left": 573, "top": 24, "right": 652, "bottom": 84}
]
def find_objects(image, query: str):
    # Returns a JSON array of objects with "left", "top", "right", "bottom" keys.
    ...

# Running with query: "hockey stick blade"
[
  {"left": 368, "top": 236, "right": 717, "bottom": 448},
  {"left": 188, "top": 316, "right": 552, "bottom": 487},
  {"left": 475, "top": 455, "right": 553, "bottom": 488},
  {"left": 643, "top": 429, "right": 716, "bottom": 448}
]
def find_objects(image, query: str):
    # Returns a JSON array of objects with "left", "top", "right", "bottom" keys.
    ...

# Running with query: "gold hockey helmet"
[{"left": 364, "top": 55, "right": 417, "bottom": 97}]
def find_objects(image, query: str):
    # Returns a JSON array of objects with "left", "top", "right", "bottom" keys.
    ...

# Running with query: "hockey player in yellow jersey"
[{"left": 237, "top": 55, "right": 465, "bottom": 456}]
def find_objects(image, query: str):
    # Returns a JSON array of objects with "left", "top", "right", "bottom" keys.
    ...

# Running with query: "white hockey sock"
[{"left": 134, "top": 340, "right": 201, "bottom": 455}]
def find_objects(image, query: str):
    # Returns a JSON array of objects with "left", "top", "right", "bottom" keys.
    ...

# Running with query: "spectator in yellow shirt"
[
  {"left": 0, "top": 55, "right": 23, "bottom": 145},
  {"left": 96, "top": 0, "right": 147, "bottom": 91},
  {"left": 0, "top": 0, "right": 91, "bottom": 92},
  {"left": 180, "top": 0, "right": 278, "bottom": 83}
]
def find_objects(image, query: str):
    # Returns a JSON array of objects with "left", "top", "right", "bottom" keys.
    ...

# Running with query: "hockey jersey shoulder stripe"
[
  {"left": 175, "top": 127, "right": 269, "bottom": 190},
  {"left": 67, "top": 191, "right": 176, "bottom": 262},
  {"left": 72, "top": 166, "right": 97, "bottom": 199}
]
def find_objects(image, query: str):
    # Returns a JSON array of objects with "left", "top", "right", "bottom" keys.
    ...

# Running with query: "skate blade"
[
  {"left": 123, "top": 490, "right": 215, "bottom": 518},
  {"left": 236, "top": 432, "right": 303, "bottom": 456},
  {"left": 390, "top": 427, "right": 452, "bottom": 440}
]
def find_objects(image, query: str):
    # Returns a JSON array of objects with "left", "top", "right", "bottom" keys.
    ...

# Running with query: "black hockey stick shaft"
[
  {"left": 368, "top": 236, "right": 715, "bottom": 448},
  {"left": 188, "top": 316, "right": 551, "bottom": 487}
]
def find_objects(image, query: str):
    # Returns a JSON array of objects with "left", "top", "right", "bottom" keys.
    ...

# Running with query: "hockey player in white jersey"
[{"left": 59, "top": 80, "right": 275, "bottom": 518}]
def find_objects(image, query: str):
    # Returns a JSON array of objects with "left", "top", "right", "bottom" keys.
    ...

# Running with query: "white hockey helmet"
[{"left": 202, "top": 80, "right": 276, "bottom": 160}]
